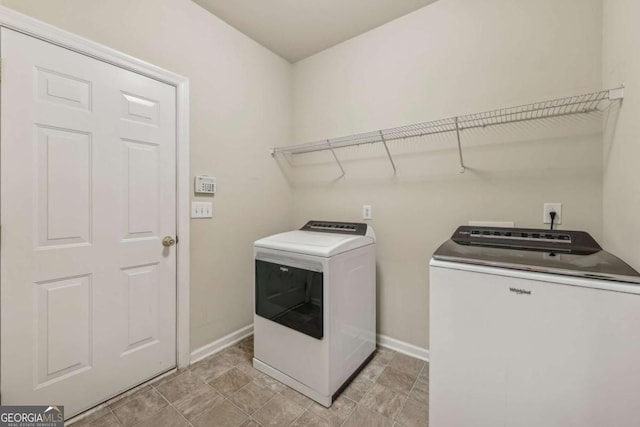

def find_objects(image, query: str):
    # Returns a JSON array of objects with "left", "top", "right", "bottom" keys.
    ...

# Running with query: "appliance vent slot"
[
  {"left": 300, "top": 220, "right": 367, "bottom": 236},
  {"left": 469, "top": 229, "right": 572, "bottom": 243},
  {"left": 308, "top": 222, "right": 357, "bottom": 232}
]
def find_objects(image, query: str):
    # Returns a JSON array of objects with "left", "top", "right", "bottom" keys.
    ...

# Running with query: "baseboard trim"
[
  {"left": 190, "top": 324, "right": 253, "bottom": 364},
  {"left": 190, "top": 325, "right": 428, "bottom": 365},
  {"left": 377, "top": 334, "right": 430, "bottom": 362}
]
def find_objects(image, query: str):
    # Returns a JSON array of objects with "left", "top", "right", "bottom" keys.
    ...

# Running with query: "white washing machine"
[
  {"left": 253, "top": 221, "right": 376, "bottom": 407},
  {"left": 430, "top": 226, "right": 640, "bottom": 427}
]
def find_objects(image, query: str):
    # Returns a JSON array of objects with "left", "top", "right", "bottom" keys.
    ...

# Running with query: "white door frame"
[{"left": 0, "top": 6, "right": 191, "bottom": 369}]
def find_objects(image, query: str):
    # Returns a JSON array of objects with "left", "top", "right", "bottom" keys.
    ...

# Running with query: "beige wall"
[
  {"left": 0, "top": 0, "right": 620, "bottom": 355},
  {"left": 602, "top": 0, "right": 640, "bottom": 271},
  {"left": 0, "top": 0, "right": 293, "bottom": 351},
  {"left": 290, "top": 0, "right": 603, "bottom": 349}
]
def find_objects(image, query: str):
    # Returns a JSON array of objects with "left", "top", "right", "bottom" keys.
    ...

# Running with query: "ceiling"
[{"left": 192, "top": 0, "right": 438, "bottom": 63}]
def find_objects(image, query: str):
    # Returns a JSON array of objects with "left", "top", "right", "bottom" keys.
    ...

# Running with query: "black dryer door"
[{"left": 255, "top": 259, "right": 323, "bottom": 339}]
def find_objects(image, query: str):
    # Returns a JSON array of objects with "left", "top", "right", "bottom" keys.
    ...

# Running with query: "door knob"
[{"left": 162, "top": 236, "right": 176, "bottom": 247}]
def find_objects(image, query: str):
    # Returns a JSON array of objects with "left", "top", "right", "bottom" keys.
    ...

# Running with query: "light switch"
[{"left": 191, "top": 202, "right": 213, "bottom": 218}]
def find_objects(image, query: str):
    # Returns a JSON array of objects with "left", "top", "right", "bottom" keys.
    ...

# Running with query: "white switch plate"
[
  {"left": 191, "top": 201, "right": 213, "bottom": 218},
  {"left": 362, "top": 205, "right": 372, "bottom": 220},
  {"left": 543, "top": 203, "right": 562, "bottom": 225}
]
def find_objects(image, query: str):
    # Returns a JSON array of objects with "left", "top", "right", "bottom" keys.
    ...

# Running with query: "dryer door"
[{"left": 255, "top": 259, "right": 323, "bottom": 339}]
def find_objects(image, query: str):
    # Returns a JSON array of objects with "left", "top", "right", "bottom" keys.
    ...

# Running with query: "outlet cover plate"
[
  {"left": 543, "top": 203, "right": 562, "bottom": 225},
  {"left": 362, "top": 205, "right": 372, "bottom": 220}
]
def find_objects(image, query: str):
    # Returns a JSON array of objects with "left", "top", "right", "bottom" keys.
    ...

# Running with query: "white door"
[{"left": 0, "top": 28, "right": 177, "bottom": 418}]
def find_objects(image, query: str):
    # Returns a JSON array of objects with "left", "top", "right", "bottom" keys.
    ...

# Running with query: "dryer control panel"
[{"left": 301, "top": 220, "right": 367, "bottom": 236}]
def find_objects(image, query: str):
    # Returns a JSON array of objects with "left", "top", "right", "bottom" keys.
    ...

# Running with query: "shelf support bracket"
[
  {"left": 327, "top": 140, "right": 345, "bottom": 177},
  {"left": 379, "top": 131, "right": 397, "bottom": 174},
  {"left": 609, "top": 85, "right": 624, "bottom": 101},
  {"left": 455, "top": 117, "right": 466, "bottom": 173}
]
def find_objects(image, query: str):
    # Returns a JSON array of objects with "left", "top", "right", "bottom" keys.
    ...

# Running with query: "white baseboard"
[
  {"left": 190, "top": 324, "right": 429, "bottom": 365},
  {"left": 190, "top": 324, "right": 253, "bottom": 364},
  {"left": 377, "top": 333, "right": 430, "bottom": 362}
]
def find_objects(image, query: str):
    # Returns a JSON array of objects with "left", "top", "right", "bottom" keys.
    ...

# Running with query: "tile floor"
[{"left": 70, "top": 337, "right": 429, "bottom": 427}]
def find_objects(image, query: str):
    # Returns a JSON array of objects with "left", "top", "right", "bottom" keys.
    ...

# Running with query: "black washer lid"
[
  {"left": 451, "top": 226, "right": 600, "bottom": 255},
  {"left": 433, "top": 226, "right": 640, "bottom": 284}
]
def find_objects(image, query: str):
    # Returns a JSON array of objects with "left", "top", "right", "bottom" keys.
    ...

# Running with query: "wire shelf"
[{"left": 271, "top": 87, "right": 624, "bottom": 174}]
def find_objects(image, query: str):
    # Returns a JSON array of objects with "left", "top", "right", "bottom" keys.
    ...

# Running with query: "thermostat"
[{"left": 195, "top": 175, "right": 216, "bottom": 194}]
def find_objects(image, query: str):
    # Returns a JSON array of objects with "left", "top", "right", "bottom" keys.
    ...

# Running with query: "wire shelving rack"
[{"left": 271, "top": 86, "right": 624, "bottom": 174}]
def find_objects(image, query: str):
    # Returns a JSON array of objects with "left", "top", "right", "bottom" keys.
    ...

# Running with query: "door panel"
[
  {"left": 37, "top": 67, "right": 92, "bottom": 110},
  {"left": 36, "top": 275, "right": 92, "bottom": 385},
  {"left": 122, "top": 140, "right": 160, "bottom": 238},
  {"left": 121, "top": 92, "right": 159, "bottom": 125},
  {"left": 122, "top": 263, "right": 160, "bottom": 354},
  {"left": 37, "top": 126, "right": 92, "bottom": 246},
  {"left": 1, "top": 28, "right": 177, "bottom": 418}
]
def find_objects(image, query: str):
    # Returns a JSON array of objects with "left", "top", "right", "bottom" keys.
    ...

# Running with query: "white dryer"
[
  {"left": 430, "top": 226, "right": 640, "bottom": 427},
  {"left": 253, "top": 221, "right": 376, "bottom": 407}
]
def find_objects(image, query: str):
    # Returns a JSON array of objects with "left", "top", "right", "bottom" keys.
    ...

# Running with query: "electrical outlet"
[
  {"left": 362, "top": 205, "right": 372, "bottom": 220},
  {"left": 543, "top": 203, "right": 562, "bottom": 225},
  {"left": 191, "top": 201, "right": 213, "bottom": 218}
]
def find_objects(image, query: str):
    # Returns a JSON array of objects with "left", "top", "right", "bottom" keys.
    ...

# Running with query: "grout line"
[
  {"left": 105, "top": 407, "right": 124, "bottom": 427},
  {"left": 288, "top": 411, "right": 304, "bottom": 426},
  {"left": 353, "top": 377, "right": 402, "bottom": 426},
  {"left": 67, "top": 372, "right": 175, "bottom": 427},
  {"left": 110, "top": 402, "right": 128, "bottom": 427},
  {"left": 337, "top": 406, "right": 354, "bottom": 427},
  {"left": 225, "top": 390, "right": 253, "bottom": 416},
  {"left": 393, "top": 370, "right": 421, "bottom": 425},
  {"left": 152, "top": 384, "right": 194, "bottom": 427},
  {"left": 225, "top": 371, "right": 283, "bottom": 422},
  {"left": 286, "top": 394, "right": 314, "bottom": 427},
  {"left": 376, "top": 349, "right": 426, "bottom": 424},
  {"left": 243, "top": 343, "right": 426, "bottom": 427},
  {"left": 334, "top": 349, "right": 400, "bottom": 427},
  {"left": 417, "top": 362, "right": 429, "bottom": 382}
]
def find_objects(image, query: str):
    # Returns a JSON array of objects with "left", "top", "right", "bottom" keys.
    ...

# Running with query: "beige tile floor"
[{"left": 70, "top": 337, "right": 429, "bottom": 427}]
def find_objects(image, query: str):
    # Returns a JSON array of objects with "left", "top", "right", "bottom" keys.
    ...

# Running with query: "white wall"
[
  {"left": 290, "top": 0, "right": 603, "bottom": 349},
  {"left": 602, "top": 0, "right": 640, "bottom": 271},
  {"left": 0, "top": 0, "right": 293, "bottom": 351}
]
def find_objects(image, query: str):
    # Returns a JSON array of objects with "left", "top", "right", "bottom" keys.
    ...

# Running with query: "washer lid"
[
  {"left": 433, "top": 226, "right": 640, "bottom": 284},
  {"left": 255, "top": 229, "right": 374, "bottom": 257}
]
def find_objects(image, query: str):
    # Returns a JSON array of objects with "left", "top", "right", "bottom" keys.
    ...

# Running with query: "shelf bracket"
[
  {"left": 609, "top": 85, "right": 625, "bottom": 101},
  {"left": 327, "top": 140, "right": 345, "bottom": 177},
  {"left": 455, "top": 117, "right": 466, "bottom": 173},
  {"left": 379, "top": 131, "right": 397, "bottom": 174}
]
